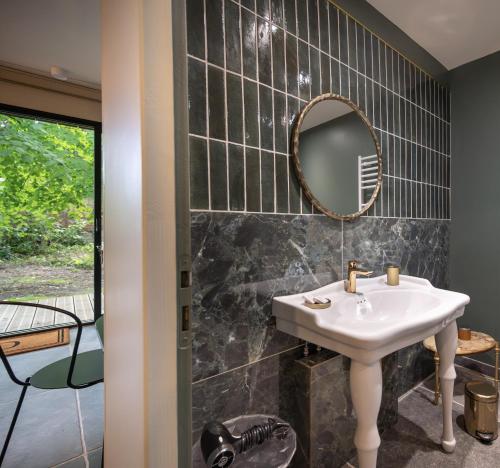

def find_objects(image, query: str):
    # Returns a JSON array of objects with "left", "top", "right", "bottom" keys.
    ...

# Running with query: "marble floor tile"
[
  {"left": 420, "top": 365, "right": 500, "bottom": 420},
  {"left": 347, "top": 381, "right": 500, "bottom": 467}
]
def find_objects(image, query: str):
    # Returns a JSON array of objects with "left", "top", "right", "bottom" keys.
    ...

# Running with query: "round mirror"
[{"left": 292, "top": 94, "right": 382, "bottom": 221}]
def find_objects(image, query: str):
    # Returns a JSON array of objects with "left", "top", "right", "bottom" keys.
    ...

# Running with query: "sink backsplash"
[{"left": 186, "top": 0, "right": 450, "bottom": 460}]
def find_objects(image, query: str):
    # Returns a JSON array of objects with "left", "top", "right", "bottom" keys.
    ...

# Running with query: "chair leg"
[{"left": 0, "top": 378, "right": 30, "bottom": 466}]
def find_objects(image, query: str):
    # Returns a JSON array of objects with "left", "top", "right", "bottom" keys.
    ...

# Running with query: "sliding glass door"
[{"left": 0, "top": 104, "right": 102, "bottom": 335}]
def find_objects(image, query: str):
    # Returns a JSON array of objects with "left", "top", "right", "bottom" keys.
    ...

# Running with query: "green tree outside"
[{"left": 0, "top": 113, "right": 95, "bottom": 300}]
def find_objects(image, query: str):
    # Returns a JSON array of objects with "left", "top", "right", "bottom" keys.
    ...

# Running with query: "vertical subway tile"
[
  {"left": 340, "top": 63, "right": 349, "bottom": 99},
  {"left": 298, "top": 39, "right": 310, "bottom": 100},
  {"left": 380, "top": 86, "right": 387, "bottom": 130},
  {"left": 206, "top": 0, "right": 224, "bottom": 66},
  {"left": 186, "top": 0, "right": 451, "bottom": 220},
  {"left": 258, "top": 18, "right": 272, "bottom": 86},
  {"left": 227, "top": 73, "right": 243, "bottom": 144},
  {"left": 246, "top": 147, "right": 261, "bottom": 211},
  {"left": 242, "top": 8, "right": 257, "bottom": 79},
  {"left": 189, "top": 136, "right": 209, "bottom": 209},
  {"left": 379, "top": 43, "right": 386, "bottom": 87},
  {"left": 329, "top": 4, "right": 339, "bottom": 60},
  {"left": 286, "top": 33, "right": 298, "bottom": 96},
  {"left": 259, "top": 84, "right": 274, "bottom": 151},
  {"left": 319, "top": 0, "right": 329, "bottom": 53},
  {"left": 186, "top": 0, "right": 205, "bottom": 59},
  {"left": 349, "top": 68, "right": 358, "bottom": 104},
  {"left": 365, "top": 31, "right": 373, "bottom": 78},
  {"left": 272, "top": 26, "right": 286, "bottom": 92},
  {"left": 356, "top": 25, "right": 365, "bottom": 75},
  {"left": 225, "top": 1, "right": 242, "bottom": 73},
  {"left": 274, "top": 91, "right": 287, "bottom": 154},
  {"left": 296, "top": 0, "right": 308, "bottom": 41},
  {"left": 338, "top": 10, "right": 348, "bottom": 64},
  {"left": 188, "top": 58, "right": 206, "bottom": 136},
  {"left": 289, "top": 157, "right": 301, "bottom": 213},
  {"left": 257, "top": 0, "right": 271, "bottom": 20},
  {"left": 261, "top": 151, "right": 275, "bottom": 212},
  {"left": 287, "top": 95, "right": 299, "bottom": 138},
  {"left": 331, "top": 58, "right": 340, "bottom": 94},
  {"left": 208, "top": 65, "right": 226, "bottom": 140},
  {"left": 347, "top": 17, "right": 357, "bottom": 69},
  {"left": 310, "top": 46, "right": 321, "bottom": 97},
  {"left": 321, "top": 52, "right": 330, "bottom": 94},
  {"left": 209, "top": 140, "right": 228, "bottom": 210},
  {"left": 271, "top": 0, "right": 284, "bottom": 26},
  {"left": 373, "top": 82, "right": 381, "bottom": 128},
  {"left": 387, "top": 92, "right": 394, "bottom": 134},
  {"left": 228, "top": 144, "right": 245, "bottom": 211},
  {"left": 308, "top": 0, "right": 319, "bottom": 48},
  {"left": 386, "top": 48, "right": 394, "bottom": 91},
  {"left": 241, "top": 0, "right": 256, "bottom": 10},
  {"left": 283, "top": 0, "right": 296, "bottom": 35},
  {"left": 365, "top": 76, "right": 373, "bottom": 122},
  {"left": 244, "top": 79, "right": 259, "bottom": 146},
  {"left": 276, "top": 154, "right": 289, "bottom": 212},
  {"left": 302, "top": 193, "right": 312, "bottom": 214},
  {"left": 372, "top": 36, "right": 380, "bottom": 82}
]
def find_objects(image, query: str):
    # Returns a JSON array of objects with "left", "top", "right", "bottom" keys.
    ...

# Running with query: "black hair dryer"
[{"left": 200, "top": 418, "right": 290, "bottom": 467}]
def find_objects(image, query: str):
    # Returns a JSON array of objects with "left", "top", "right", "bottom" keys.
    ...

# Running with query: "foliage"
[{"left": 0, "top": 113, "right": 95, "bottom": 258}]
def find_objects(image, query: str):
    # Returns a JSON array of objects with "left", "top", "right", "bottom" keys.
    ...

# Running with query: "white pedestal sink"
[{"left": 273, "top": 275, "right": 470, "bottom": 468}]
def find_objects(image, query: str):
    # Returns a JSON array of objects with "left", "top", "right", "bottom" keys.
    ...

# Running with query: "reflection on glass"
[{"left": 298, "top": 99, "right": 379, "bottom": 216}]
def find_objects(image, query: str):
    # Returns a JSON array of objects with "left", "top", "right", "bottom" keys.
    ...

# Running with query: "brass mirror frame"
[{"left": 291, "top": 93, "right": 383, "bottom": 221}]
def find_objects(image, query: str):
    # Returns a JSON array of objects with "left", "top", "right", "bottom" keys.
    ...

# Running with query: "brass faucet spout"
[{"left": 345, "top": 260, "right": 372, "bottom": 293}]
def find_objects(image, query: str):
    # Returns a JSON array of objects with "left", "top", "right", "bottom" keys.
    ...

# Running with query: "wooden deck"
[{"left": 0, "top": 294, "right": 95, "bottom": 334}]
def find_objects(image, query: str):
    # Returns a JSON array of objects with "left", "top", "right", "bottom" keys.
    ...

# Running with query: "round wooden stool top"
[{"left": 423, "top": 331, "right": 497, "bottom": 355}]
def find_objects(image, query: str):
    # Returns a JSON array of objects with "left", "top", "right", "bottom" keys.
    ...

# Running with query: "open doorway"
[{"left": 0, "top": 104, "right": 102, "bottom": 336}]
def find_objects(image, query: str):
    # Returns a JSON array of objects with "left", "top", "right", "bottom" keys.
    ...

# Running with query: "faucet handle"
[{"left": 348, "top": 260, "right": 358, "bottom": 270}]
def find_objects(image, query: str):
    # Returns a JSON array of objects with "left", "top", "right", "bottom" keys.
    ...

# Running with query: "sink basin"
[
  {"left": 273, "top": 275, "right": 469, "bottom": 364},
  {"left": 273, "top": 275, "right": 470, "bottom": 468}
]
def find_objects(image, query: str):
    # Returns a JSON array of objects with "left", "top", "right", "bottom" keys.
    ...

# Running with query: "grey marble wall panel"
[
  {"left": 342, "top": 217, "right": 450, "bottom": 288},
  {"left": 192, "top": 346, "right": 303, "bottom": 442},
  {"left": 280, "top": 350, "right": 398, "bottom": 468},
  {"left": 191, "top": 212, "right": 342, "bottom": 381},
  {"left": 343, "top": 217, "right": 449, "bottom": 396}
]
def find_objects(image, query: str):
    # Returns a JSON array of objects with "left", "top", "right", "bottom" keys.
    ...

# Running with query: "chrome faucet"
[{"left": 345, "top": 260, "right": 373, "bottom": 293}]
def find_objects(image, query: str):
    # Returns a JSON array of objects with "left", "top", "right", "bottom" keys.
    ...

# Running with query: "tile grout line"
[
  {"left": 75, "top": 389, "right": 90, "bottom": 468},
  {"left": 192, "top": 343, "right": 303, "bottom": 385},
  {"left": 187, "top": 54, "right": 452, "bottom": 157}
]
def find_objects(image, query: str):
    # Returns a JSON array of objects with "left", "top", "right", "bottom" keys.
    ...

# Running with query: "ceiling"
[
  {"left": 301, "top": 100, "right": 353, "bottom": 131},
  {"left": 0, "top": 0, "right": 100, "bottom": 87},
  {"left": 367, "top": 0, "right": 500, "bottom": 70}
]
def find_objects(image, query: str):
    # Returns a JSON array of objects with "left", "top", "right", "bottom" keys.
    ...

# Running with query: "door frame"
[{"left": 0, "top": 103, "right": 103, "bottom": 324}]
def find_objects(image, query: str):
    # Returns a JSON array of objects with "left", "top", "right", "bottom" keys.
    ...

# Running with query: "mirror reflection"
[{"left": 296, "top": 97, "right": 381, "bottom": 218}]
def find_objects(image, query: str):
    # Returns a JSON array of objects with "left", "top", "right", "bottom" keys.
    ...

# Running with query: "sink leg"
[
  {"left": 350, "top": 359, "right": 382, "bottom": 468},
  {"left": 435, "top": 320, "right": 458, "bottom": 453}
]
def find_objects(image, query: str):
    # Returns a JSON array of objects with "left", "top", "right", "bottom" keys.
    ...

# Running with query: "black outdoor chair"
[{"left": 0, "top": 301, "right": 104, "bottom": 466}]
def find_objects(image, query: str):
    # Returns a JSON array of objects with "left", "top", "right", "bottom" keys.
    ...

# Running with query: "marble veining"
[
  {"left": 191, "top": 212, "right": 342, "bottom": 381},
  {"left": 280, "top": 350, "right": 398, "bottom": 468},
  {"left": 343, "top": 217, "right": 450, "bottom": 288}
]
